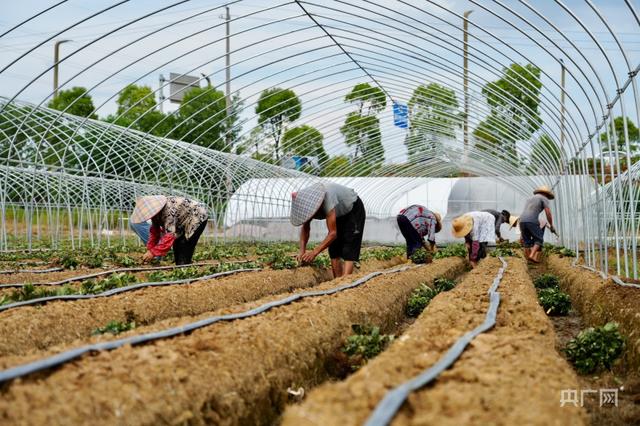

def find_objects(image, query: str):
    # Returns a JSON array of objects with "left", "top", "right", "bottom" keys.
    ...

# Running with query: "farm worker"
[
  {"left": 396, "top": 205, "right": 442, "bottom": 258},
  {"left": 290, "top": 182, "right": 366, "bottom": 278},
  {"left": 451, "top": 211, "right": 496, "bottom": 268},
  {"left": 519, "top": 185, "right": 556, "bottom": 263},
  {"left": 482, "top": 209, "right": 511, "bottom": 242},
  {"left": 130, "top": 195, "right": 208, "bottom": 265},
  {"left": 129, "top": 219, "right": 165, "bottom": 261}
]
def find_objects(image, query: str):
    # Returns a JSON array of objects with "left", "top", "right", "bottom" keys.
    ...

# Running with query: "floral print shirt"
[{"left": 147, "top": 197, "right": 208, "bottom": 257}]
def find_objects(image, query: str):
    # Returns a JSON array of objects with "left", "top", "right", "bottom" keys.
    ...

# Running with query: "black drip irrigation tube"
[
  {"left": 365, "top": 257, "right": 508, "bottom": 426},
  {"left": 0, "top": 267, "right": 63, "bottom": 275},
  {"left": 0, "top": 264, "right": 415, "bottom": 385},
  {"left": 572, "top": 259, "right": 640, "bottom": 290},
  {"left": 0, "top": 268, "right": 260, "bottom": 313},
  {"left": 0, "top": 260, "right": 256, "bottom": 289}
]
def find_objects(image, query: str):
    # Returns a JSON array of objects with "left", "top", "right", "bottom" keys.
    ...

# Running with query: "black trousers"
[{"left": 173, "top": 221, "right": 207, "bottom": 265}]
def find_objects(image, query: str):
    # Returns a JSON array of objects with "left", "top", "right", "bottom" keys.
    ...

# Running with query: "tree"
[
  {"left": 340, "top": 113, "right": 383, "bottom": 165},
  {"left": 176, "top": 86, "right": 227, "bottom": 150},
  {"left": 530, "top": 134, "right": 562, "bottom": 173},
  {"left": 472, "top": 114, "right": 517, "bottom": 163},
  {"left": 341, "top": 83, "right": 387, "bottom": 168},
  {"left": 405, "top": 83, "right": 459, "bottom": 161},
  {"left": 47, "top": 87, "right": 97, "bottom": 119},
  {"left": 281, "top": 125, "right": 328, "bottom": 165},
  {"left": 255, "top": 88, "right": 301, "bottom": 160},
  {"left": 344, "top": 82, "right": 386, "bottom": 115},
  {"left": 600, "top": 116, "right": 640, "bottom": 156},
  {"left": 474, "top": 63, "right": 542, "bottom": 162},
  {"left": 322, "top": 155, "right": 350, "bottom": 176}
]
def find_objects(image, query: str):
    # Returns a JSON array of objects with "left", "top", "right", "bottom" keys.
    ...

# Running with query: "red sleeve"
[
  {"left": 149, "top": 232, "right": 176, "bottom": 257},
  {"left": 146, "top": 225, "right": 161, "bottom": 251}
]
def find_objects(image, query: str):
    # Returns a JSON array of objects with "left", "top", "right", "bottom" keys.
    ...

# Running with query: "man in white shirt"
[{"left": 451, "top": 211, "right": 496, "bottom": 268}]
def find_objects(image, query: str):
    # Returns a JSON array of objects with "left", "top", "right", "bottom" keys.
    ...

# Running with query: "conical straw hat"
[
  {"left": 452, "top": 215, "right": 473, "bottom": 238},
  {"left": 131, "top": 195, "right": 167, "bottom": 224},
  {"left": 290, "top": 183, "right": 326, "bottom": 226},
  {"left": 533, "top": 185, "right": 555, "bottom": 200}
]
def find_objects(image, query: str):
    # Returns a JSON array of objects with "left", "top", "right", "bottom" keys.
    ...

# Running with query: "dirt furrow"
[
  {"left": 282, "top": 257, "right": 587, "bottom": 426},
  {"left": 0, "top": 257, "right": 464, "bottom": 426},
  {"left": 547, "top": 255, "right": 640, "bottom": 370},
  {"left": 0, "top": 258, "right": 400, "bottom": 360}
]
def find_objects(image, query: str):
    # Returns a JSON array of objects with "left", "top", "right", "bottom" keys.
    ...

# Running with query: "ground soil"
[
  {"left": 281, "top": 257, "right": 587, "bottom": 426},
  {"left": 545, "top": 255, "right": 640, "bottom": 425},
  {"left": 0, "top": 257, "right": 464, "bottom": 426},
  {"left": 0, "top": 257, "right": 402, "bottom": 362}
]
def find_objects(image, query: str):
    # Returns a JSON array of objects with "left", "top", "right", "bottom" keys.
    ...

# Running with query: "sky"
[{"left": 1, "top": 0, "right": 639, "bottom": 164}]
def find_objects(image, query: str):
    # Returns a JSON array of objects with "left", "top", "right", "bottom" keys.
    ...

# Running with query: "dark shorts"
[
  {"left": 329, "top": 197, "right": 366, "bottom": 261},
  {"left": 520, "top": 221, "right": 544, "bottom": 248},
  {"left": 396, "top": 214, "right": 423, "bottom": 257}
]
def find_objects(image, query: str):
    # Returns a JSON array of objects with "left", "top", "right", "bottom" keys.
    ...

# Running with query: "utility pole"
[
  {"left": 221, "top": 6, "right": 232, "bottom": 147},
  {"left": 53, "top": 39, "right": 71, "bottom": 98},
  {"left": 463, "top": 10, "right": 473, "bottom": 151},
  {"left": 559, "top": 58, "right": 566, "bottom": 148}
]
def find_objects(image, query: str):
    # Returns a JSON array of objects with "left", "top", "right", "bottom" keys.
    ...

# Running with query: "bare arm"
[
  {"left": 544, "top": 207, "right": 554, "bottom": 229},
  {"left": 301, "top": 209, "right": 338, "bottom": 262},
  {"left": 298, "top": 220, "right": 311, "bottom": 259}
]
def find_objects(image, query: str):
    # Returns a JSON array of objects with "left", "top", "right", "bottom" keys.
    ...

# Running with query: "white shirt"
[{"left": 469, "top": 211, "right": 496, "bottom": 243}]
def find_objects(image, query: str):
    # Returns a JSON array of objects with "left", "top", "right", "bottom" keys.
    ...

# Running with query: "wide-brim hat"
[
  {"left": 131, "top": 195, "right": 167, "bottom": 224},
  {"left": 434, "top": 212, "right": 443, "bottom": 232},
  {"left": 290, "top": 183, "right": 326, "bottom": 226},
  {"left": 452, "top": 215, "right": 473, "bottom": 238},
  {"left": 509, "top": 215, "right": 520, "bottom": 229},
  {"left": 534, "top": 185, "right": 555, "bottom": 200}
]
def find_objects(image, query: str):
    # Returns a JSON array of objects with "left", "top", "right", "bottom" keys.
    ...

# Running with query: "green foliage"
[
  {"left": 312, "top": 254, "right": 331, "bottom": 268},
  {"left": 538, "top": 287, "right": 571, "bottom": 316},
  {"left": 474, "top": 63, "right": 542, "bottom": 164},
  {"left": 344, "top": 83, "right": 387, "bottom": 114},
  {"left": 433, "top": 243, "right": 467, "bottom": 259},
  {"left": 409, "top": 248, "right": 432, "bottom": 264},
  {"left": 406, "top": 83, "right": 460, "bottom": 162},
  {"left": 261, "top": 249, "right": 297, "bottom": 270},
  {"left": 534, "top": 273, "right": 561, "bottom": 289},
  {"left": 406, "top": 283, "right": 438, "bottom": 317},
  {"left": 255, "top": 87, "right": 302, "bottom": 160},
  {"left": 0, "top": 283, "right": 78, "bottom": 306},
  {"left": 531, "top": 134, "right": 562, "bottom": 173},
  {"left": 58, "top": 254, "right": 80, "bottom": 269},
  {"left": 176, "top": 86, "right": 228, "bottom": 150},
  {"left": 281, "top": 125, "right": 328, "bottom": 166},
  {"left": 322, "top": 155, "right": 351, "bottom": 176},
  {"left": 342, "top": 324, "right": 393, "bottom": 370},
  {"left": 542, "top": 244, "right": 576, "bottom": 258},
  {"left": 341, "top": 113, "right": 383, "bottom": 165},
  {"left": 490, "top": 246, "right": 519, "bottom": 257},
  {"left": 114, "top": 255, "right": 136, "bottom": 267},
  {"left": 564, "top": 322, "right": 624, "bottom": 374},
  {"left": 92, "top": 320, "right": 136, "bottom": 336},
  {"left": 47, "top": 87, "right": 97, "bottom": 119},
  {"left": 600, "top": 116, "right": 640, "bottom": 156},
  {"left": 359, "top": 246, "right": 405, "bottom": 261},
  {"left": 433, "top": 277, "right": 456, "bottom": 292},
  {"left": 80, "top": 273, "right": 138, "bottom": 294}
]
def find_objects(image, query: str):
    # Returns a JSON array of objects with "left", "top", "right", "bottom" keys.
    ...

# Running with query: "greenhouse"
[{"left": 0, "top": 1, "right": 639, "bottom": 425}]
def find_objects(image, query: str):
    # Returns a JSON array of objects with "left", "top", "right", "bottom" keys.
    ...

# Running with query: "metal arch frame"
[{"left": 0, "top": 0, "right": 638, "bottom": 280}]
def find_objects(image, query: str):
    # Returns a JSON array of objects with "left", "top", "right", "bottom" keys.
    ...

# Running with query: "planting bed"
[
  {"left": 0, "top": 257, "right": 401, "bottom": 361},
  {"left": 282, "top": 257, "right": 587, "bottom": 426},
  {"left": 547, "top": 255, "right": 640, "bottom": 369},
  {"left": 0, "top": 257, "right": 464, "bottom": 425}
]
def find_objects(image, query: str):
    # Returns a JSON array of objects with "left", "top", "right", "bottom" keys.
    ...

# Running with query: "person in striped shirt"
[{"left": 396, "top": 205, "right": 442, "bottom": 258}]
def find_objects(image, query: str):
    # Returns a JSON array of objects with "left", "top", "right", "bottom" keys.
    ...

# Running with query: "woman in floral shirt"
[
  {"left": 130, "top": 195, "right": 208, "bottom": 265},
  {"left": 396, "top": 205, "right": 442, "bottom": 258}
]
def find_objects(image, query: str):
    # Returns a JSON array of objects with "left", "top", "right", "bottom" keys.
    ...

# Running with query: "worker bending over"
[
  {"left": 291, "top": 182, "right": 366, "bottom": 278},
  {"left": 452, "top": 211, "right": 496, "bottom": 268},
  {"left": 482, "top": 209, "right": 511, "bottom": 242},
  {"left": 396, "top": 205, "right": 442, "bottom": 259}
]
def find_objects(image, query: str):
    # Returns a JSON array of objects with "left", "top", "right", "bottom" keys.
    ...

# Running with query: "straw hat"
[
  {"left": 131, "top": 195, "right": 167, "bottom": 224},
  {"left": 534, "top": 185, "right": 555, "bottom": 200},
  {"left": 452, "top": 215, "right": 473, "bottom": 238},
  {"left": 434, "top": 212, "right": 442, "bottom": 232},
  {"left": 290, "top": 183, "right": 326, "bottom": 226},
  {"left": 508, "top": 215, "right": 520, "bottom": 229}
]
